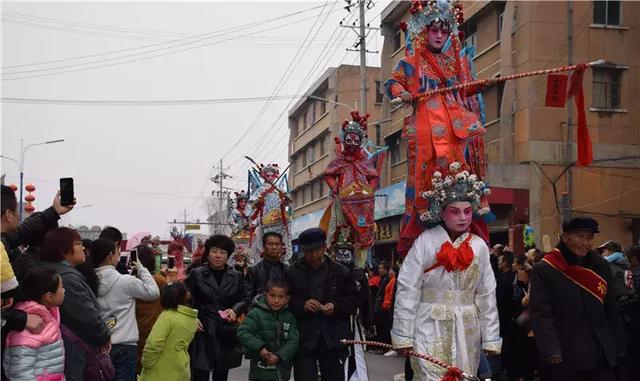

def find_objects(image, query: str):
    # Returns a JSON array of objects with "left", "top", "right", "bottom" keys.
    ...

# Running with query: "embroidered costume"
[
  {"left": 392, "top": 163, "right": 501, "bottom": 380},
  {"left": 248, "top": 163, "right": 292, "bottom": 264},
  {"left": 384, "top": 0, "right": 490, "bottom": 254},
  {"left": 321, "top": 111, "right": 386, "bottom": 268},
  {"left": 229, "top": 191, "right": 252, "bottom": 255}
]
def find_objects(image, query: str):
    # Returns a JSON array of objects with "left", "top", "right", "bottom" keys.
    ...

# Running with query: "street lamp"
[
  {"left": 13, "top": 138, "right": 65, "bottom": 221},
  {"left": 307, "top": 95, "right": 353, "bottom": 111}
]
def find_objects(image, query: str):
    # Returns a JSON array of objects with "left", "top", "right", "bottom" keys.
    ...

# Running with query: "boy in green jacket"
[{"left": 238, "top": 278, "right": 299, "bottom": 381}]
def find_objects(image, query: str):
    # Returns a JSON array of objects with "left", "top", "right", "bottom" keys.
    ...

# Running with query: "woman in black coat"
[{"left": 185, "top": 235, "right": 247, "bottom": 381}]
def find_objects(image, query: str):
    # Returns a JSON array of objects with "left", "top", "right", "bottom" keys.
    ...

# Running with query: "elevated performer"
[
  {"left": 385, "top": 0, "right": 494, "bottom": 255},
  {"left": 321, "top": 111, "right": 385, "bottom": 268},
  {"left": 392, "top": 163, "right": 501, "bottom": 380}
]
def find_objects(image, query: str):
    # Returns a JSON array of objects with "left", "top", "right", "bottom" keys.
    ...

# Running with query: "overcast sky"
[{"left": 1, "top": 0, "right": 387, "bottom": 238}]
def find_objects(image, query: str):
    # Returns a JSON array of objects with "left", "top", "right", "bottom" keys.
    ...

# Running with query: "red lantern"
[
  {"left": 9, "top": 184, "right": 18, "bottom": 192},
  {"left": 24, "top": 194, "right": 35, "bottom": 202},
  {"left": 25, "top": 184, "right": 36, "bottom": 192},
  {"left": 24, "top": 204, "right": 35, "bottom": 213}
]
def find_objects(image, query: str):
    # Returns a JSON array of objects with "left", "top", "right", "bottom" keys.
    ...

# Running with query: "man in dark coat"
[
  {"left": 244, "top": 231, "right": 287, "bottom": 308},
  {"left": 530, "top": 217, "right": 626, "bottom": 381},
  {"left": 286, "top": 228, "right": 359, "bottom": 381}
]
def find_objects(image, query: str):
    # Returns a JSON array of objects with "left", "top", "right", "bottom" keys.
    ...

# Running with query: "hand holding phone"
[
  {"left": 59, "top": 178, "right": 75, "bottom": 206},
  {"left": 130, "top": 249, "right": 137, "bottom": 264}
]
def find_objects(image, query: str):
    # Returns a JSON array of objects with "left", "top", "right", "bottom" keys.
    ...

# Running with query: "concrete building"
[
  {"left": 288, "top": 64, "right": 382, "bottom": 241},
  {"left": 378, "top": 0, "right": 640, "bottom": 256}
]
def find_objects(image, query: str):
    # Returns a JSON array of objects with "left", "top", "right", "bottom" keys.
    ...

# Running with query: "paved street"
[{"left": 228, "top": 352, "right": 406, "bottom": 381}]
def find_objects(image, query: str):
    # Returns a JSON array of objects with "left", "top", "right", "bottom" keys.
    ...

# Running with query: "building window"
[
  {"left": 302, "top": 148, "right": 308, "bottom": 167},
  {"left": 592, "top": 67, "right": 622, "bottom": 109},
  {"left": 386, "top": 132, "right": 401, "bottom": 165},
  {"left": 301, "top": 186, "right": 307, "bottom": 204},
  {"left": 314, "top": 180, "right": 323, "bottom": 200},
  {"left": 593, "top": 0, "right": 621, "bottom": 26},
  {"left": 320, "top": 134, "right": 328, "bottom": 156},
  {"left": 375, "top": 81, "right": 384, "bottom": 104},
  {"left": 497, "top": 3, "right": 506, "bottom": 39},
  {"left": 291, "top": 123, "right": 298, "bottom": 138},
  {"left": 462, "top": 22, "right": 478, "bottom": 50},
  {"left": 303, "top": 111, "right": 308, "bottom": 130},
  {"left": 304, "top": 185, "right": 312, "bottom": 204},
  {"left": 311, "top": 102, "right": 316, "bottom": 125},
  {"left": 497, "top": 80, "right": 505, "bottom": 118},
  {"left": 393, "top": 25, "right": 402, "bottom": 52},
  {"left": 375, "top": 124, "right": 381, "bottom": 146},
  {"left": 290, "top": 155, "right": 297, "bottom": 173},
  {"left": 307, "top": 143, "right": 315, "bottom": 164},
  {"left": 320, "top": 98, "right": 327, "bottom": 115}
]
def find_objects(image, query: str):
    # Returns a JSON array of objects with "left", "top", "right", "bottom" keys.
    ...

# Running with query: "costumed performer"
[
  {"left": 392, "top": 162, "right": 501, "bottom": 381},
  {"left": 229, "top": 190, "right": 252, "bottom": 254},
  {"left": 249, "top": 163, "right": 292, "bottom": 264},
  {"left": 330, "top": 225, "right": 371, "bottom": 381},
  {"left": 321, "top": 110, "right": 385, "bottom": 268},
  {"left": 385, "top": 0, "right": 494, "bottom": 255}
]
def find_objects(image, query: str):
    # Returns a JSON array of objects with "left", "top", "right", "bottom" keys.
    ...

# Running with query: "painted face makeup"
[
  {"left": 442, "top": 201, "right": 473, "bottom": 234},
  {"left": 262, "top": 171, "right": 278, "bottom": 184},
  {"left": 427, "top": 21, "right": 450, "bottom": 52}
]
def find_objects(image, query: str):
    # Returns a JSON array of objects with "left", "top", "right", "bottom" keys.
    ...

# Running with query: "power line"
[
  {"left": 1, "top": 94, "right": 307, "bottom": 106},
  {"left": 217, "top": 1, "right": 335, "bottom": 161},
  {"left": 251, "top": 14, "right": 379, "bottom": 170},
  {"left": 2, "top": 9, "right": 342, "bottom": 81},
  {"left": 233, "top": 8, "right": 364, "bottom": 166},
  {"left": 2, "top": 4, "right": 327, "bottom": 70},
  {"left": 2, "top": 7, "right": 338, "bottom": 80},
  {"left": 1, "top": 10, "right": 194, "bottom": 37}
]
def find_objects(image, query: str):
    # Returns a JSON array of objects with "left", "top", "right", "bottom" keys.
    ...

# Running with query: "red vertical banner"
[{"left": 545, "top": 74, "right": 568, "bottom": 108}]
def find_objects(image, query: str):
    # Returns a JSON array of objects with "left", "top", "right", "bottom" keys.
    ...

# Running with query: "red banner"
[{"left": 545, "top": 74, "right": 568, "bottom": 108}]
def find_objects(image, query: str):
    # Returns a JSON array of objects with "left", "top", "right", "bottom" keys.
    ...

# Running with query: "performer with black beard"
[{"left": 330, "top": 226, "right": 371, "bottom": 381}]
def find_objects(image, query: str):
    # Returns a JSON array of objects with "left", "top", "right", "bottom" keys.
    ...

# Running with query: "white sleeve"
[
  {"left": 391, "top": 232, "right": 433, "bottom": 348},
  {"left": 473, "top": 241, "right": 502, "bottom": 352},
  {"left": 126, "top": 267, "right": 160, "bottom": 301}
]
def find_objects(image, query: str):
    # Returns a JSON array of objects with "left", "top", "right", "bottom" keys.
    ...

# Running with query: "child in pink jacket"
[{"left": 3, "top": 268, "right": 66, "bottom": 381}]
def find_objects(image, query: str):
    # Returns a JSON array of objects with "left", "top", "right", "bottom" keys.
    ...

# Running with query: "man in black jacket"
[
  {"left": 286, "top": 228, "right": 359, "bottom": 381},
  {"left": 244, "top": 231, "right": 287, "bottom": 308},
  {"left": 530, "top": 217, "right": 626, "bottom": 381}
]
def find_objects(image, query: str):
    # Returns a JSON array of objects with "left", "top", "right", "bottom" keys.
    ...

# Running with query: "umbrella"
[{"left": 125, "top": 231, "right": 151, "bottom": 251}]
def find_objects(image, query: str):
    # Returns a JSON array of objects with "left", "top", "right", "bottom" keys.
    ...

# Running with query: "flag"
[{"left": 545, "top": 74, "right": 568, "bottom": 108}]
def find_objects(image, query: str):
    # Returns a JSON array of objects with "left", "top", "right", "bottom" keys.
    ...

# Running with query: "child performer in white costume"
[{"left": 392, "top": 162, "right": 501, "bottom": 381}]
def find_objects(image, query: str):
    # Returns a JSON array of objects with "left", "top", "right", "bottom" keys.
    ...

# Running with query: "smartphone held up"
[{"left": 59, "top": 177, "right": 74, "bottom": 206}]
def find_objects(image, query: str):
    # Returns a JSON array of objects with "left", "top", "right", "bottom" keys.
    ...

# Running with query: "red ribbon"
[
  {"left": 425, "top": 234, "right": 474, "bottom": 273},
  {"left": 441, "top": 367, "right": 465, "bottom": 381},
  {"left": 567, "top": 63, "right": 593, "bottom": 166}
]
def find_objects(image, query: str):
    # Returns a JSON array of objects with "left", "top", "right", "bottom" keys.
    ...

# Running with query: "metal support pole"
[
  {"left": 565, "top": 0, "right": 574, "bottom": 221},
  {"left": 359, "top": 0, "right": 367, "bottom": 114},
  {"left": 19, "top": 139, "right": 24, "bottom": 221}
]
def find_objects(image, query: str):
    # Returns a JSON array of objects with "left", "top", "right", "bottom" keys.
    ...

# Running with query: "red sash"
[{"left": 542, "top": 249, "right": 607, "bottom": 304}]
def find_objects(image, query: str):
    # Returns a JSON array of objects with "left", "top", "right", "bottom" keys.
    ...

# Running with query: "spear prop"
[
  {"left": 340, "top": 339, "right": 480, "bottom": 381},
  {"left": 390, "top": 59, "right": 603, "bottom": 166},
  {"left": 390, "top": 59, "right": 604, "bottom": 105}
]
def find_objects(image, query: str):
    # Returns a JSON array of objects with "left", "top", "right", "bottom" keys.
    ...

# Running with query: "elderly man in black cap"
[
  {"left": 286, "top": 227, "right": 359, "bottom": 381},
  {"left": 530, "top": 216, "right": 626, "bottom": 381}
]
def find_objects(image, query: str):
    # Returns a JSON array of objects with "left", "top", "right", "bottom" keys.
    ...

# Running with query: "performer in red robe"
[
  {"left": 321, "top": 111, "right": 385, "bottom": 268},
  {"left": 385, "top": 0, "right": 493, "bottom": 255}
]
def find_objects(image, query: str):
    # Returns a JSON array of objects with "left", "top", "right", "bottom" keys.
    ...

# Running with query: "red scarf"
[
  {"left": 542, "top": 249, "right": 607, "bottom": 304},
  {"left": 425, "top": 234, "right": 474, "bottom": 273}
]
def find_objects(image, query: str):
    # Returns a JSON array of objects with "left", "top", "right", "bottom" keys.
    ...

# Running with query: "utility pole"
[
  {"left": 564, "top": 0, "right": 574, "bottom": 225},
  {"left": 210, "top": 159, "right": 232, "bottom": 233},
  {"left": 342, "top": 0, "right": 378, "bottom": 113}
]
